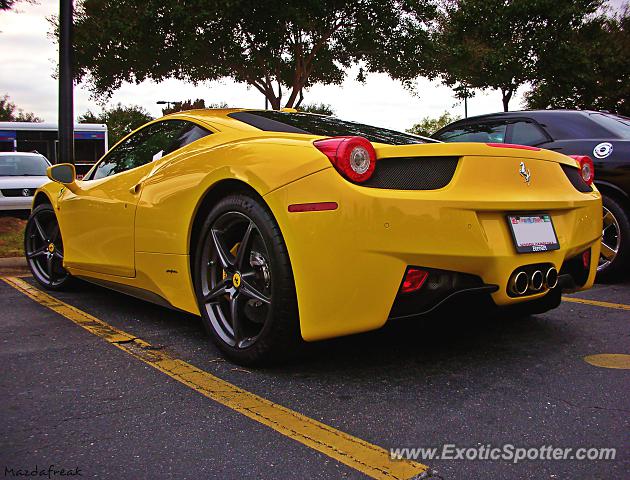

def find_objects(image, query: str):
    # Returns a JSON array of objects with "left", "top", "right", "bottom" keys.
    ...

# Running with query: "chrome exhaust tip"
[
  {"left": 509, "top": 271, "right": 529, "bottom": 295},
  {"left": 530, "top": 270, "right": 544, "bottom": 291},
  {"left": 545, "top": 267, "right": 559, "bottom": 289}
]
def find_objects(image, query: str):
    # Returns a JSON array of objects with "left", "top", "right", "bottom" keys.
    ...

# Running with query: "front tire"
[
  {"left": 24, "top": 204, "right": 72, "bottom": 290},
  {"left": 193, "top": 193, "right": 300, "bottom": 365},
  {"left": 597, "top": 195, "right": 630, "bottom": 282}
]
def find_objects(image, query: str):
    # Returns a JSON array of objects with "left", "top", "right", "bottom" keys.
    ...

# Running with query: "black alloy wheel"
[
  {"left": 597, "top": 195, "right": 630, "bottom": 281},
  {"left": 194, "top": 194, "right": 299, "bottom": 365},
  {"left": 24, "top": 204, "right": 71, "bottom": 290}
]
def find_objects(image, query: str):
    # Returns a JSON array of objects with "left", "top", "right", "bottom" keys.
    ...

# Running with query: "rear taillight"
[
  {"left": 568, "top": 155, "right": 594, "bottom": 185},
  {"left": 313, "top": 136, "right": 376, "bottom": 183}
]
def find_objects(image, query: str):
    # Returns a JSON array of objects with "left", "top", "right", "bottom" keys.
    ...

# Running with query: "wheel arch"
[
  {"left": 596, "top": 181, "right": 630, "bottom": 210},
  {"left": 187, "top": 178, "right": 269, "bottom": 275},
  {"left": 32, "top": 191, "right": 53, "bottom": 209}
]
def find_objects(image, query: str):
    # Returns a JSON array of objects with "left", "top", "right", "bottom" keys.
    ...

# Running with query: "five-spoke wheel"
[
  {"left": 24, "top": 204, "right": 71, "bottom": 289},
  {"left": 597, "top": 195, "right": 629, "bottom": 281},
  {"left": 194, "top": 194, "right": 299, "bottom": 365}
]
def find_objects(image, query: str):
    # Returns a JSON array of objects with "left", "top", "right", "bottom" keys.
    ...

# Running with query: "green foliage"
[
  {"left": 298, "top": 103, "right": 335, "bottom": 116},
  {"left": 70, "top": 0, "right": 435, "bottom": 109},
  {"left": 161, "top": 99, "right": 229, "bottom": 116},
  {"left": 406, "top": 111, "right": 460, "bottom": 136},
  {"left": 525, "top": 6, "right": 630, "bottom": 115},
  {"left": 78, "top": 103, "right": 153, "bottom": 146},
  {"left": 0, "top": 94, "right": 42, "bottom": 122},
  {"left": 434, "top": 0, "right": 605, "bottom": 111}
]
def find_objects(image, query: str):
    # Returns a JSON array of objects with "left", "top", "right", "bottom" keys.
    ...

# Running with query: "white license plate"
[{"left": 507, "top": 214, "right": 560, "bottom": 253}]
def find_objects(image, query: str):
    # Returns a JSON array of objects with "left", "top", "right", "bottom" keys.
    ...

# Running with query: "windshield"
[
  {"left": 589, "top": 113, "right": 630, "bottom": 139},
  {"left": 0, "top": 154, "right": 50, "bottom": 176},
  {"left": 228, "top": 111, "right": 431, "bottom": 145}
]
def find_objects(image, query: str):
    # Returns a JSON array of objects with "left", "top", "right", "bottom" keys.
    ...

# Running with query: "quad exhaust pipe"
[
  {"left": 509, "top": 267, "right": 558, "bottom": 296},
  {"left": 509, "top": 271, "right": 529, "bottom": 295},
  {"left": 545, "top": 267, "right": 558, "bottom": 289}
]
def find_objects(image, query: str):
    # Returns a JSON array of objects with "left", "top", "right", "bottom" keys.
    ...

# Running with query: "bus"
[{"left": 0, "top": 122, "right": 108, "bottom": 176}]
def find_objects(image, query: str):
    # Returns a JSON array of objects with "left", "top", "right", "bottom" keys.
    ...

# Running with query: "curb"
[{"left": 0, "top": 257, "right": 27, "bottom": 268}]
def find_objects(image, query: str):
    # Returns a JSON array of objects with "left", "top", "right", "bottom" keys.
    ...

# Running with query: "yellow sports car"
[{"left": 25, "top": 109, "right": 602, "bottom": 364}]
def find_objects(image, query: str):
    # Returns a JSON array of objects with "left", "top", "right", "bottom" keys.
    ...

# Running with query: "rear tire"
[
  {"left": 597, "top": 195, "right": 629, "bottom": 282},
  {"left": 193, "top": 193, "right": 300, "bottom": 365},
  {"left": 24, "top": 204, "right": 73, "bottom": 290}
]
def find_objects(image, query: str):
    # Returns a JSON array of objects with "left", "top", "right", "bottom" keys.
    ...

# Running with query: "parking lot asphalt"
[{"left": 1, "top": 273, "right": 628, "bottom": 479}]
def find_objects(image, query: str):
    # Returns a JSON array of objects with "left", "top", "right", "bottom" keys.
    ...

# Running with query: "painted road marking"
[
  {"left": 563, "top": 296, "right": 630, "bottom": 311},
  {"left": 1, "top": 276, "right": 428, "bottom": 480},
  {"left": 583, "top": 354, "right": 630, "bottom": 370}
]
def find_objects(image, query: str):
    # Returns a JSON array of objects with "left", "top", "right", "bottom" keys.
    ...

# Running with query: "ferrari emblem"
[
  {"left": 519, "top": 162, "right": 531, "bottom": 185},
  {"left": 232, "top": 272, "right": 241, "bottom": 288},
  {"left": 47, "top": 243, "right": 55, "bottom": 253}
]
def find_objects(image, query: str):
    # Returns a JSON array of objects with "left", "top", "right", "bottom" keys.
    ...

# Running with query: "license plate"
[{"left": 507, "top": 214, "right": 559, "bottom": 253}]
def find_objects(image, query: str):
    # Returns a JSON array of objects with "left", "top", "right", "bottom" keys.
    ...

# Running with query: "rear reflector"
[
  {"left": 582, "top": 249, "right": 591, "bottom": 269},
  {"left": 288, "top": 202, "right": 338, "bottom": 213},
  {"left": 400, "top": 268, "right": 429, "bottom": 293},
  {"left": 486, "top": 143, "right": 541, "bottom": 151}
]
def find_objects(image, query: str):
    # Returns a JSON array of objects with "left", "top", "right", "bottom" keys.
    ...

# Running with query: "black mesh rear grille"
[
  {"left": 561, "top": 164, "right": 593, "bottom": 193},
  {"left": 1, "top": 188, "right": 34, "bottom": 197},
  {"left": 363, "top": 156, "right": 459, "bottom": 190}
]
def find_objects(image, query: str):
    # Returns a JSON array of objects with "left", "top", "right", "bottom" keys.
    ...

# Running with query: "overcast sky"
[{"left": 0, "top": 0, "right": 626, "bottom": 131}]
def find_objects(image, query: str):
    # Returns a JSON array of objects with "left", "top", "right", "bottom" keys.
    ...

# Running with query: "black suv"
[{"left": 434, "top": 110, "right": 630, "bottom": 280}]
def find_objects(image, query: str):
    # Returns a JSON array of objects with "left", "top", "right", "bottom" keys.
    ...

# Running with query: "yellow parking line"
[
  {"left": 562, "top": 296, "right": 630, "bottom": 311},
  {"left": 1, "top": 276, "right": 428, "bottom": 480},
  {"left": 583, "top": 354, "right": 630, "bottom": 370}
]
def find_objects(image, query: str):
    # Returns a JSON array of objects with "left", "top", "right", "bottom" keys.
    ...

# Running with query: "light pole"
[
  {"left": 58, "top": 0, "right": 74, "bottom": 165},
  {"left": 157, "top": 100, "right": 177, "bottom": 111}
]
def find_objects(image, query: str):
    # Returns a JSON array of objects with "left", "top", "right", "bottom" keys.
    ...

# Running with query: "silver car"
[{"left": 0, "top": 152, "right": 51, "bottom": 213}]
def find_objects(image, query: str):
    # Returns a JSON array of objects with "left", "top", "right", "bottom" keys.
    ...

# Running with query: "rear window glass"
[
  {"left": 436, "top": 123, "right": 507, "bottom": 143},
  {"left": 510, "top": 121, "right": 549, "bottom": 146},
  {"left": 228, "top": 111, "right": 428, "bottom": 145},
  {"left": 588, "top": 113, "right": 630, "bottom": 139}
]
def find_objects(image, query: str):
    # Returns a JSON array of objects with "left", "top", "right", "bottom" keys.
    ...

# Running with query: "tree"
[
  {"left": 0, "top": 94, "right": 42, "bottom": 122},
  {"left": 434, "top": 0, "right": 605, "bottom": 111},
  {"left": 406, "top": 111, "right": 460, "bottom": 136},
  {"left": 161, "top": 99, "right": 228, "bottom": 116},
  {"left": 71, "top": 0, "right": 435, "bottom": 109},
  {"left": 0, "top": 0, "right": 35, "bottom": 11},
  {"left": 525, "top": 6, "right": 630, "bottom": 115},
  {"left": 298, "top": 103, "right": 335, "bottom": 116},
  {"left": 78, "top": 103, "right": 153, "bottom": 145}
]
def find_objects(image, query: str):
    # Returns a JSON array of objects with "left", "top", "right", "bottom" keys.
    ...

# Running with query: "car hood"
[{"left": 0, "top": 176, "right": 50, "bottom": 189}]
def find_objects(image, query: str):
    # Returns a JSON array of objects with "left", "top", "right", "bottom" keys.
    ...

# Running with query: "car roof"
[
  {"left": 0, "top": 151, "right": 48, "bottom": 157},
  {"left": 449, "top": 109, "right": 601, "bottom": 124},
  {"left": 163, "top": 108, "right": 330, "bottom": 132}
]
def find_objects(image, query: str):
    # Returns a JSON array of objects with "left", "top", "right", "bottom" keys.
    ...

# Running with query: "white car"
[{"left": 0, "top": 152, "right": 51, "bottom": 213}]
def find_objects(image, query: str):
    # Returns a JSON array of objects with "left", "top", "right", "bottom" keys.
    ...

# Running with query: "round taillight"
[
  {"left": 568, "top": 155, "right": 595, "bottom": 186},
  {"left": 580, "top": 161, "right": 593, "bottom": 184},
  {"left": 313, "top": 136, "right": 376, "bottom": 183}
]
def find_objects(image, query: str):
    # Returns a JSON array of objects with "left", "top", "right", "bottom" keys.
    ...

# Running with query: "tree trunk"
[{"left": 501, "top": 88, "right": 513, "bottom": 112}]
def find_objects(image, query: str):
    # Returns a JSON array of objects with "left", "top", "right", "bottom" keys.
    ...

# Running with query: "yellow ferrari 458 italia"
[{"left": 25, "top": 109, "right": 602, "bottom": 364}]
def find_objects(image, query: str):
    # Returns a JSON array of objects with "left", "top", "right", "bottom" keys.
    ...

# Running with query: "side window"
[
  {"left": 510, "top": 121, "right": 549, "bottom": 146},
  {"left": 91, "top": 120, "right": 211, "bottom": 180},
  {"left": 436, "top": 123, "right": 507, "bottom": 143}
]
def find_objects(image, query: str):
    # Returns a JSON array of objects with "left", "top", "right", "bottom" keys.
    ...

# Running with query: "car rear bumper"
[{"left": 265, "top": 166, "right": 602, "bottom": 341}]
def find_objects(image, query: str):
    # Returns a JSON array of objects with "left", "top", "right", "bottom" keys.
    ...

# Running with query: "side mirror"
[{"left": 47, "top": 163, "right": 79, "bottom": 192}]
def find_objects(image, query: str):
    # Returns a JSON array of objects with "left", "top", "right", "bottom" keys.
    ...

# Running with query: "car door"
[{"left": 58, "top": 120, "right": 210, "bottom": 277}]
